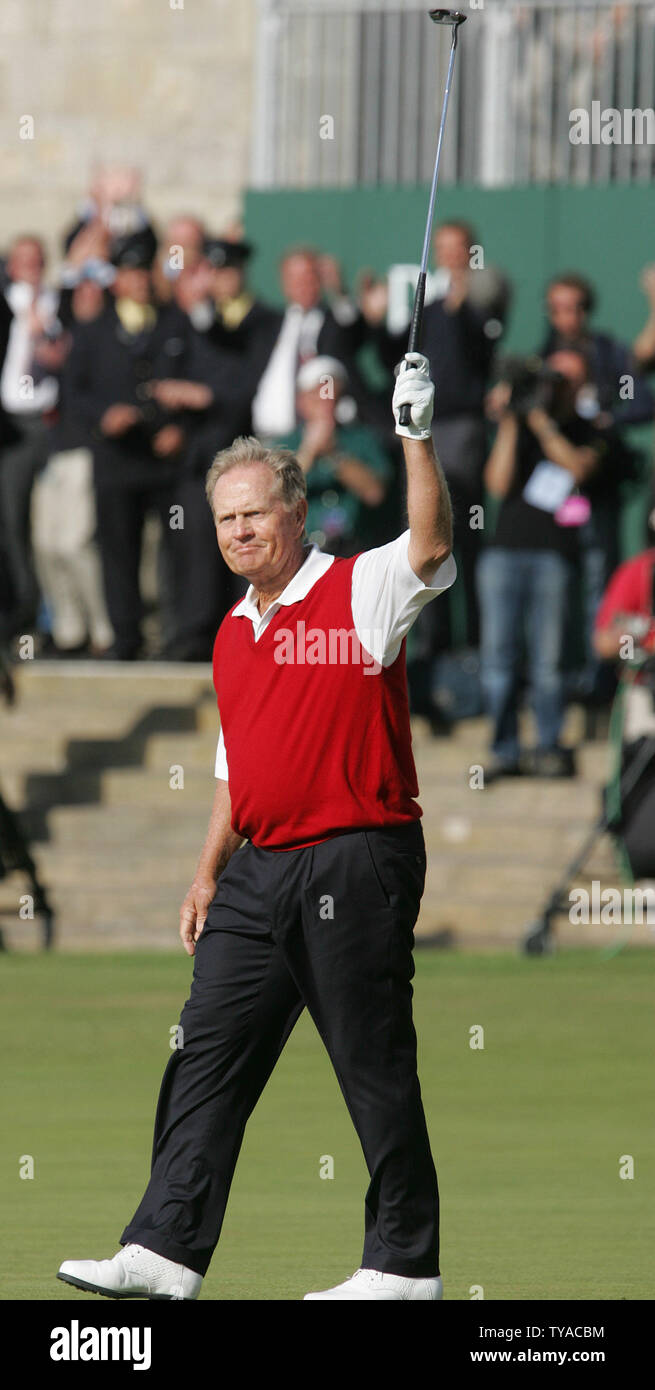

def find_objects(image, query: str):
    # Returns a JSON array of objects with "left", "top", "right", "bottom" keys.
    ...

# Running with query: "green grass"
[{"left": 2, "top": 948, "right": 654, "bottom": 1301}]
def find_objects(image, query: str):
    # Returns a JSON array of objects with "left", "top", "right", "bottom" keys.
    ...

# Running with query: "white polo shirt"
[{"left": 214, "top": 530, "right": 456, "bottom": 780}]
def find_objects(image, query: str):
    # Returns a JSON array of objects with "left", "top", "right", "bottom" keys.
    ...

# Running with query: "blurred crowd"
[{"left": 2, "top": 166, "right": 655, "bottom": 776}]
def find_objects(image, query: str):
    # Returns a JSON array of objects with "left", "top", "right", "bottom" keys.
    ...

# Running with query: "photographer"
[
  {"left": 479, "top": 348, "right": 604, "bottom": 780},
  {"left": 542, "top": 273, "right": 653, "bottom": 428},
  {"left": 538, "top": 274, "right": 652, "bottom": 703}
]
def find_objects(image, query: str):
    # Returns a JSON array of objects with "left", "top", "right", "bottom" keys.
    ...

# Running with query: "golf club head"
[{"left": 428, "top": 9, "right": 467, "bottom": 26}]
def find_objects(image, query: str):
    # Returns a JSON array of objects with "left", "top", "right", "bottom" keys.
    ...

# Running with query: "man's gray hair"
[{"left": 205, "top": 436, "right": 307, "bottom": 519}]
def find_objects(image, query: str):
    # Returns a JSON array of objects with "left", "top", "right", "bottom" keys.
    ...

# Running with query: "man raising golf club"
[{"left": 58, "top": 350, "right": 456, "bottom": 1301}]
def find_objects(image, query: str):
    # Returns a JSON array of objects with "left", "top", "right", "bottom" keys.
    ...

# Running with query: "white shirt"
[
  {"left": 214, "top": 531, "right": 456, "bottom": 780},
  {"left": 251, "top": 303, "right": 325, "bottom": 437},
  {"left": 0, "top": 281, "right": 59, "bottom": 415}
]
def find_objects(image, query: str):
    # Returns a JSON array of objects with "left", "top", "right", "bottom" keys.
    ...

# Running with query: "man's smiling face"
[{"left": 212, "top": 461, "right": 307, "bottom": 588}]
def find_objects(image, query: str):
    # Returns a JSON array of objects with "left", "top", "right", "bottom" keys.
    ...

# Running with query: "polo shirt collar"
[{"left": 232, "top": 543, "right": 334, "bottom": 622}]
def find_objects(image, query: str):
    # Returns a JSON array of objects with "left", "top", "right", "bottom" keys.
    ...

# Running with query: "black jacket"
[
  {"left": 0, "top": 293, "right": 18, "bottom": 448},
  {"left": 375, "top": 296, "right": 499, "bottom": 419},
  {"left": 62, "top": 300, "right": 249, "bottom": 469},
  {"left": 204, "top": 297, "right": 390, "bottom": 433}
]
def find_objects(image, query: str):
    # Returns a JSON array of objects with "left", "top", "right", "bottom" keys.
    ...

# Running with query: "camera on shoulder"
[{"left": 500, "top": 354, "right": 566, "bottom": 420}]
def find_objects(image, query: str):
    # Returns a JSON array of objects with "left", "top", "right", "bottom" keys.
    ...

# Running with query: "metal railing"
[{"left": 250, "top": 0, "right": 655, "bottom": 187}]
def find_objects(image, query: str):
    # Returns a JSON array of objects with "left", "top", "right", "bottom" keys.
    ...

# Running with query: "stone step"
[
  {"left": 3, "top": 806, "right": 620, "bottom": 878},
  {"left": 0, "top": 878, "right": 188, "bottom": 919},
  {"left": 416, "top": 737, "right": 610, "bottom": 775},
  {"left": 2, "top": 682, "right": 213, "bottom": 774},
  {"left": 41, "top": 767, "right": 214, "bottom": 805},
  {"left": 27, "top": 848, "right": 199, "bottom": 887},
  {"left": 142, "top": 733, "right": 219, "bottom": 772},
  {"left": 14, "top": 660, "right": 212, "bottom": 697},
  {"left": 8, "top": 760, "right": 609, "bottom": 810},
  {"left": 422, "top": 775, "right": 605, "bottom": 813},
  {"left": 0, "top": 727, "right": 219, "bottom": 773},
  {"left": 37, "top": 770, "right": 604, "bottom": 832},
  {"left": 1, "top": 874, "right": 638, "bottom": 953},
  {"left": 0, "top": 905, "right": 184, "bottom": 954},
  {"left": 196, "top": 697, "right": 220, "bottom": 733},
  {"left": 3, "top": 705, "right": 206, "bottom": 747},
  {"left": 135, "top": 732, "right": 612, "bottom": 781},
  {"left": 0, "top": 664, "right": 637, "bottom": 953},
  {"left": 44, "top": 804, "right": 211, "bottom": 847},
  {"left": 1, "top": 833, "right": 621, "bottom": 910}
]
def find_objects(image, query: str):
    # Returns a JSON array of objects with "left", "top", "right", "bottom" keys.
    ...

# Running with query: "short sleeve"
[
  {"left": 351, "top": 529, "right": 456, "bottom": 667},
  {"left": 214, "top": 727, "right": 229, "bottom": 781}
]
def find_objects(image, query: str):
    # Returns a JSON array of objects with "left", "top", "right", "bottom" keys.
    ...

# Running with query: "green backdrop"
[
  {"left": 243, "top": 184, "right": 655, "bottom": 561},
  {"left": 244, "top": 184, "right": 655, "bottom": 355}
]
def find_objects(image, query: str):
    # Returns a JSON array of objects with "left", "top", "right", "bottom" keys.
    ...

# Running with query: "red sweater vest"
[{"left": 212, "top": 553, "right": 422, "bottom": 850}]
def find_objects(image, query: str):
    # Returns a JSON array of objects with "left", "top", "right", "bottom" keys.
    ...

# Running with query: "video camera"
[{"left": 500, "top": 355, "right": 567, "bottom": 420}]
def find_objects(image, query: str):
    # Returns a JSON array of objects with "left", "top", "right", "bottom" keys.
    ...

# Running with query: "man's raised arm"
[{"left": 392, "top": 351, "right": 453, "bottom": 584}]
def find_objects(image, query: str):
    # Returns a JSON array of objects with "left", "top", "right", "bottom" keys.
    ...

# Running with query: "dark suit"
[
  {"left": 207, "top": 297, "right": 390, "bottom": 439},
  {"left": 203, "top": 298, "right": 283, "bottom": 394},
  {"left": 0, "top": 291, "right": 58, "bottom": 638},
  {"left": 63, "top": 300, "right": 244, "bottom": 657}
]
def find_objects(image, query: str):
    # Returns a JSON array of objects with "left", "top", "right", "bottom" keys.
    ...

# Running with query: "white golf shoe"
[
  {"left": 303, "top": 1268, "right": 443, "bottom": 1300},
  {"left": 57, "top": 1242, "right": 202, "bottom": 1300}
]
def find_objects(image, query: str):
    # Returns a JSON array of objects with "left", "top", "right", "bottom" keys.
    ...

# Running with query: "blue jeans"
[{"left": 477, "top": 547, "right": 573, "bottom": 763}]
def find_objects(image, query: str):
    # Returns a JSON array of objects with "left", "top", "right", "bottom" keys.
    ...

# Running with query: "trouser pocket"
[{"left": 361, "top": 823, "right": 426, "bottom": 916}]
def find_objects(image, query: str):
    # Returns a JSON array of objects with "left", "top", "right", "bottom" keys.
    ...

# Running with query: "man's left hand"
[{"left": 392, "top": 352, "right": 435, "bottom": 440}]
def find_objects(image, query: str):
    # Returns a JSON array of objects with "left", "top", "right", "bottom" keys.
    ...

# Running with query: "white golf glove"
[{"left": 392, "top": 351, "right": 435, "bottom": 440}]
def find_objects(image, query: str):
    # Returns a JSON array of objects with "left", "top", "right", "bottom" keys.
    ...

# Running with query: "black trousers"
[
  {"left": 0, "top": 416, "right": 50, "bottom": 632},
  {"left": 94, "top": 456, "right": 180, "bottom": 656},
  {"left": 120, "top": 821, "right": 440, "bottom": 1279}
]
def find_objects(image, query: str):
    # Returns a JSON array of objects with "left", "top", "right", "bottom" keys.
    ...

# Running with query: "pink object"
[{"left": 555, "top": 494, "right": 591, "bottom": 527}]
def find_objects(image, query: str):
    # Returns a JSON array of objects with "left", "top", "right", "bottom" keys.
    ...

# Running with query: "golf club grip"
[{"left": 398, "top": 271, "right": 426, "bottom": 426}]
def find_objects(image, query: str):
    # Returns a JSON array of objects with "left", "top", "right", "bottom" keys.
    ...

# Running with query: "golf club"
[{"left": 398, "top": 9, "right": 467, "bottom": 426}]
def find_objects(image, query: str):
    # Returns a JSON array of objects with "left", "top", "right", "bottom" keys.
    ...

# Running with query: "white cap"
[{"left": 296, "top": 355, "right": 347, "bottom": 393}]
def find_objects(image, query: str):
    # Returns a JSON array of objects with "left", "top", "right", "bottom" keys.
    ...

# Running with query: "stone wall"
[{"left": 0, "top": 0, "right": 256, "bottom": 263}]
